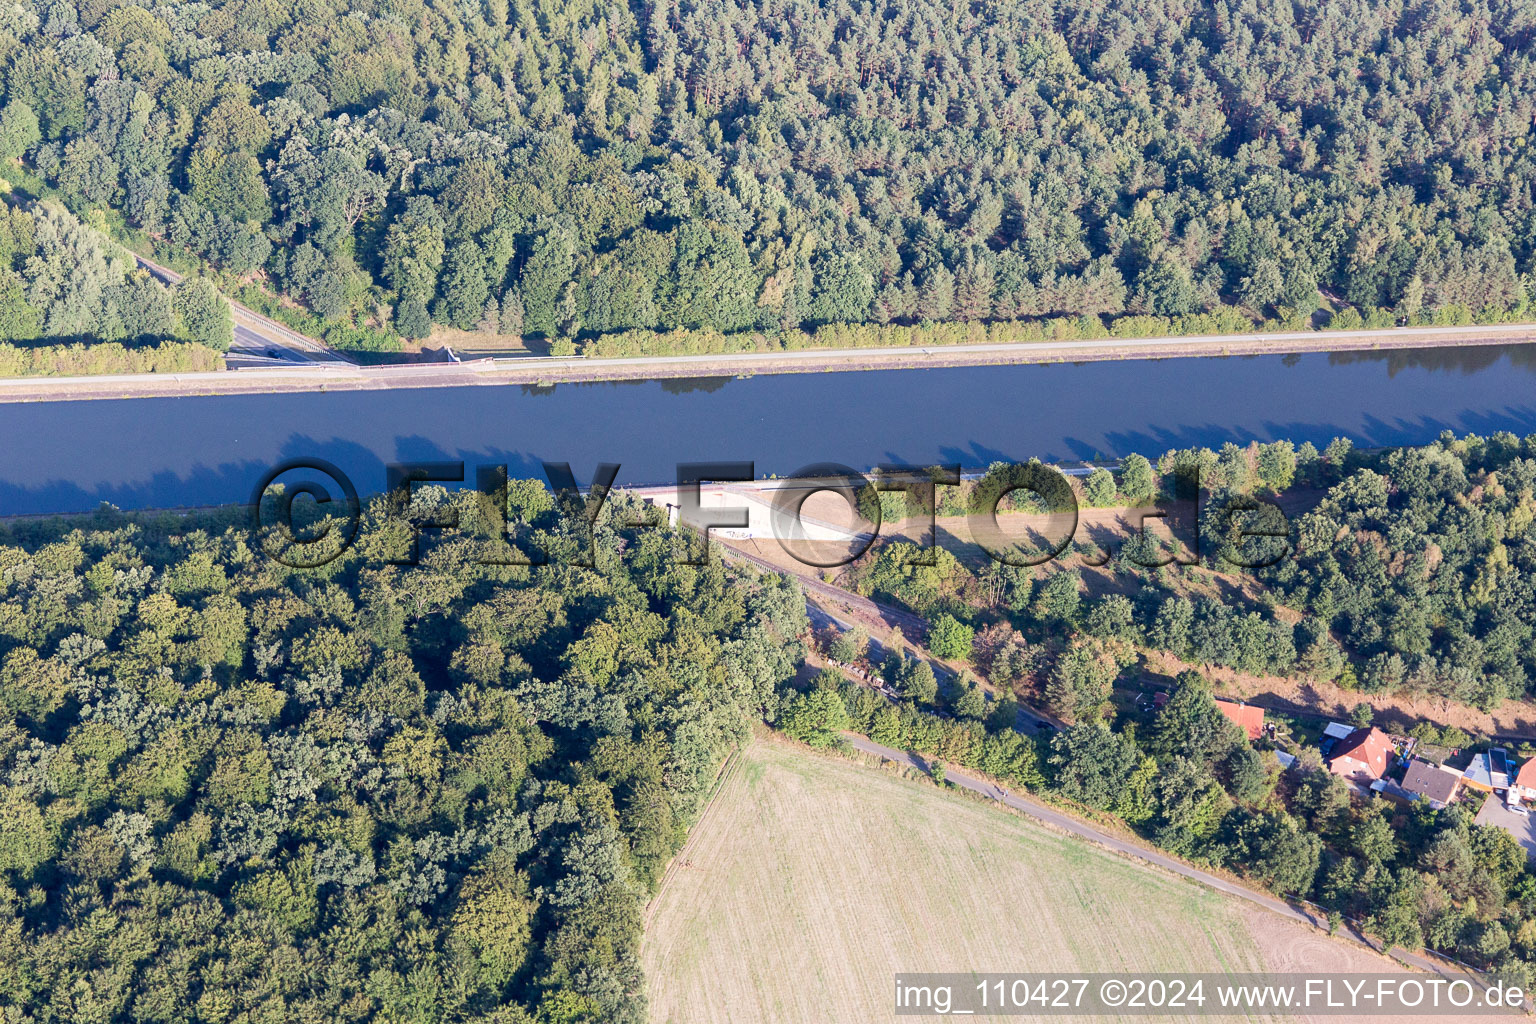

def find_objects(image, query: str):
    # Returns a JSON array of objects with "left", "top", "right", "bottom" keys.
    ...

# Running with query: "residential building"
[
  {"left": 1215, "top": 700, "right": 1265, "bottom": 741},
  {"left": 1462, "top": 748, "right": 1513, "bottom": 793},
  {"left": 1327, "top": 726, "right": 1396, "bottom": 784},
  {"left": 1398, "top": 758, "right": 1464, "bottom": 809},
  {"left": 1513, "top": 758, "right": 1536, "bottom": 805},
  {"left": 1492, "top": 747, "right": 1512, "bottom": 789}
]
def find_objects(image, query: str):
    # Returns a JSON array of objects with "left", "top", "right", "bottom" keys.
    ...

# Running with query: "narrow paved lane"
[{"left": 131, "top": 254, "right": 349, "bottom": 365}]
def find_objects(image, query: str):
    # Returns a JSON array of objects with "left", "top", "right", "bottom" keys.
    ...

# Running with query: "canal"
[{"left": 3, "top": 343, "right": 1535, "bottom": 516}]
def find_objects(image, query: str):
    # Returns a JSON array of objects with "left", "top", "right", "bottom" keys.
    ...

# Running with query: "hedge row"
[
  {"left": 575, "top": 300, "right": 1536, "bottom": 359},
  {"left": 0, "top": 341, "right": 223, "bottom": 377}
]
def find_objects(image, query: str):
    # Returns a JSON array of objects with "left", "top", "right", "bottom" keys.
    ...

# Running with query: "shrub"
[{"left": 928, "top": 613, "right": 975, "bottom": 660}]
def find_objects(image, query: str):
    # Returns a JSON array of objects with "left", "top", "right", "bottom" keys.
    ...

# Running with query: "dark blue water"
[{"left": 4, "top": 344, "right": 1536, "bottom": 516}]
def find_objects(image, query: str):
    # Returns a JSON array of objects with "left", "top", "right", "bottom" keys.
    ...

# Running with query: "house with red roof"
[
  {"left": 1327, "top": 726, "right": 1396, "bottom": 784},
  {"left": 1511, "top": 757, "right": 1536, "bottom": 805},
  {"left": 1215, "top": 700, "right": 1265, "bottom": 741}
]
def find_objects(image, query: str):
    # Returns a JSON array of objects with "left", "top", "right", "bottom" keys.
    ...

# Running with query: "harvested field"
[
  {"left": 641, "top": 739, "right": 1512, "bottom": 1024},
  {"left": 645, "top": 740, "right": 1249, "bottom": 1022}
]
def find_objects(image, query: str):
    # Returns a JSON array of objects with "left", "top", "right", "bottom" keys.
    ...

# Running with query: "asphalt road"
[
  {"left": 227, "top": 321, "right": 301, "bottom": 366},
  {"left": 844, "top": 733, "right": 1492, "bottom": 983},
  {"left": 130, "top": 254, "right": 347, "bottom": 366}
]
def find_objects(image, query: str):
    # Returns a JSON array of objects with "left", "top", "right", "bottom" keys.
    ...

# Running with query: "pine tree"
[
  {"left": 954, "top": 257, "right": 993, "bottom": 321},
  {"left": 1397, "top": 275, "right": 1425, "bottom": 323},
  {"left": 498, "top": 290, "right": 524, "bottom": 336},
  {"left": 477, "top": 295, "right": 499, "bottom": 334},
  {"left": 434, "top": 243, "right": 491, "bottom": 330},
  {"left": 778, "top": 285, "right": 801, "bottom": 334},
  {"left": 395, "top": 297, "right": 431, "bottom": 339},
  {"left": 917, "top": 266, "right": 954, "bottom": 321}
]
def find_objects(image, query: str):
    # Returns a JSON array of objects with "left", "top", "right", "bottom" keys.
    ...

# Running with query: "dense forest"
[
  {"left": 842, "top": 430, "right": 1536, "bottom": 716},
  {"left": 0, "top": 0, "right": 1532, "bottom": 353},
  {"left": 0, "top": 198, "right": 230, "bottom": 370},
  {"left": 0, "top": 488, "right": 807, "bottom": 1021}
]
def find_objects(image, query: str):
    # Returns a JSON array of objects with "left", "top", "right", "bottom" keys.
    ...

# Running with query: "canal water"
[{"left": 3, "top": 344, "right": 1535, "bottom": 516}]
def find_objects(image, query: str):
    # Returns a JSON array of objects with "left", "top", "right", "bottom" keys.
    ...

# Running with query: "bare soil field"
[
  {"left": 1198, "top": 658, "right": 1536, "bottom": 740},
  {"left": 641, "top": 739, "right": 1492, "bottom": 1024}
]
